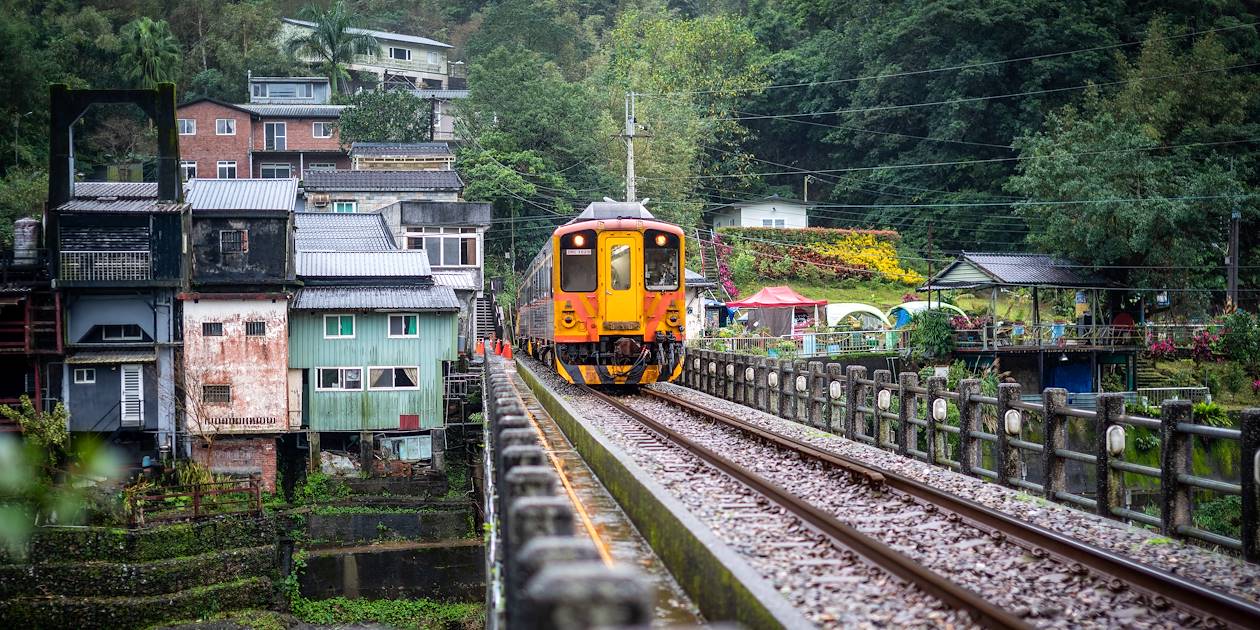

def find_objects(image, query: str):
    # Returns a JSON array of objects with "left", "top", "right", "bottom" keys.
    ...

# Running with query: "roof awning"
[{"left": 67, "top": 349, "right": 157, "bottom": 364}]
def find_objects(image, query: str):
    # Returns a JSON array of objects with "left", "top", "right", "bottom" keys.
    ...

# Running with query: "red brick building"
[{"left": 176, "top": 99, "right": 349, "bottom": 181}]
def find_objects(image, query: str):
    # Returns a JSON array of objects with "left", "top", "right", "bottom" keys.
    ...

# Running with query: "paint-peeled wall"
[{"left": 182, "top": 298, "right": 289, "bottom": 435}]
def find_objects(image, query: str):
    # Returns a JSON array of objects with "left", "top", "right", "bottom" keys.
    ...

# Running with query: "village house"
[
  {"left": 280, "top": 18, "right": 463, "bottom": 91},
  {"left": 301, "top": 170, "right": 463, "bottom": 214},
  {"left": 708, "top": 194, "right": 812, "bottom": 228},
  {"left": 180, "top": 178, "right": 300, "bottom": 490},
  {"left": 350, "top": 142, "right": 455, "bottom": 171},
  {"left": 413, "top": 88, "right": 468, "bottom": 141},
  {"left": 0, "top": 218, "right": 62, "bottom": 426}
]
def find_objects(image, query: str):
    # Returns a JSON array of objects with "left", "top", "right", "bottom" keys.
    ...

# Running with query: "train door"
[{"left": 601, "top": 233, "right": 640, "bottom": 329}]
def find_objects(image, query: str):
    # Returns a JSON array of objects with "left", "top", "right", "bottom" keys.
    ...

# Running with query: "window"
[
  {"left": 217, "top": 161, "right": 238, "bottom": 179},
  {"left": 333, "top": 201, "right": 357, "bottom": 213},
  {"left": 178, "top": 119, "right": 195, "bottom": 135},
  {"left": 761, "top": 218, "right": 785, "bottom": 228},
  {"left": 180, "top": 160, "right": 197, "bottom": 180},
  {"left": 317, "top": 367, "right": 362, "bottom": 391},
  {"left": 101, "top": 324, "right": 143, "bottom": 341},
  {"left": 73, "top": 368, "right": 95, "bottom": 384},
  {"left": 402, "top": 226, "right": 478, "bottom": 267},
  {"left": 301, "top": 82, "right": 313, "bottom": 98},
  {"left": 389, "top": 47, "right": 412, "bottom": 61},
  {"left": 202, "top": 322, "right": 224, "bottom": 336},
  {"left": 324, "top": 314, "right": 355, "bottom": 338},
  {"left": 312, "top": 122, "right": 333, "bottom": 138},
  {"left": 368, "top": 366, "right": 419, "bottom": 390},
  {"left": 264, "top": 122, "right": 286, "bottom": 150},
  {"left": 308, "top": 162, "right": 336, "bottom": 172},
  {"left": 426, "top": 51, "right": 441, "bottom": 65},
  {"left": 215, "top": 118, "right": 236, "bottom": 135},
  {"left": 644, "top": 230, "right": 680, "bottom": 291},
  {"left": 202, "top": 384, "right": 231, "bottom": 404},
  {"left": 388, "top": 314, "right": 418, "bottom": 337},
  {"left": 559, "top": 230, "right": 596, "bottom": 292},
  {"left": 220, "top": 230, "right": 248, "bottom": 253},
  {"left": 261, "top": 163, "right": 292, "bottom": 179},
  {"left": 245, "top": 321, "right": 266, "bottom": 336},
  {"left": 252, "top": 83, "right": 267, "bottom": 98}
]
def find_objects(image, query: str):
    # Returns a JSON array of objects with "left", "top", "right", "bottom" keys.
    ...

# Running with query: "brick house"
[{"left": 176, "top": 99, "right": 348, "bottom": 181}]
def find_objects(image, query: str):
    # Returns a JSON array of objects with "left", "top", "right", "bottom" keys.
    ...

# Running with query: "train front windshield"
[{"left": 644, "top": 230, "right": 680, "bottom": 291}]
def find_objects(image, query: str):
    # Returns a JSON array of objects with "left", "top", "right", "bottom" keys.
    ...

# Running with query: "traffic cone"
[
  {"left": 495, "top": 339, "right": 503, "bottom": 355},
  {"left": 475, "top": 339, "right": 484, "bottom": 355},
  {"left": 502, "top": 342, "right": 513, "bottom": 359}
]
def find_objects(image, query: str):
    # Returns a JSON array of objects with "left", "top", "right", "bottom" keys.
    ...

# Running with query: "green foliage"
[
  {"left": 909, "top": 310, "right": 955, "bottom": 361},
  {"left": 336, "top": 89, "right": 433, "bottom": 147},
  {"left": 1192, "top": 401, "right": 1232, "bottom": 428},
  {"left": 0, "top": 396, "right": 68, "bottom": 455},
  {"left": 293, "top": 472, "right": 351, "bottom": 505},
  {"left": 1218, "top": 311, "right": 1260, "bottom": 375},
  {"left": 286, "top": 0, "right": 378, "bottom": 94},
  {"left": 290, "top": 596, "right": 483, "bottom": 629},
  {"left": 118, "top": 17, "right": 182, "bottom": 89},
  {"left": 1193, "top": 495, "right": 1241, "bottom": 540}
]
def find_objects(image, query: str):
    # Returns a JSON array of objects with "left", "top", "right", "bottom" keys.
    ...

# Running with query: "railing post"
[
  {"left": 755, "top": 358, "right": 769, "bottom": 413},
  {"left": 925, "top": 376, "right": 946, "bottom": 466},
  {"left": 721, "top": 353, "right": 734, "bottom": 400},
  {"left": 793, "top": 360, "right": 809, "bottom": 423},
  {"left": 780, "top": 361, "right": 796, "bottom": 422},
  {"left": 874, "top": 370, "right": 892, "bottom": 449},
  {"left": 1241, "top": 409, "right": 1260, "bottom": 563},
  {"left": 1159, "top": 400, "right": 1193, "bottom": 538},
  {"left": 1042, "top": 388, "right": 1068, "bottom": 501},
  {"left": 808, "top": 361, "right": 826, "bottom": 429},
  {"left": 844, "top": 365, "right": 866, "bottom": 439},
  {"left": 957, "top": 378, "right": 981, "bottom": 477},
  {"left": 826, "top": 363, "right": 844, "bottom": 435},
  {"left": 731, "top": 355, "right": 745, "bottom": 406},
  {"left": 896, "top": 372, "right": 917, "bottom": 457},
  {"left": 996, "top": 382, "right": 1022, "bottom": 487},
  {"left": 192, "top": 484, "right": 202, "bottom": 520},
  {"left": 1095, "top": 393, "right": 1125, "bottom": 521}
]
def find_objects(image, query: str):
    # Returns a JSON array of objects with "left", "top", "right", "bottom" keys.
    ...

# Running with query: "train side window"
[
  {"left": 644, "top": 230, "right": 680, "bottom": 291},
  {"left": 560, "top": 231, "right": 596, "bottom": 292}
]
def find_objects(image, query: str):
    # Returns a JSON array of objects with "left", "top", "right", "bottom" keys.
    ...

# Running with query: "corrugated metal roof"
[
  {"left": 251, "top": 76, "right": 328, "bottom": 83},
  {"left": 573, "top": 202, "right": 653, "bottom": 221},
  {"left": 294, "top": 212, "right": 397, "bottom": 252},
  {"left": 413, "top": 89, "right": 469, "bottom": 99},
  {"left": 58, "top": 199, "right": 186, "bottom": 214},
  {"left": 351, "top": 142, "right": 452, "bottom": 157},
  {"left": 282, "top": 17, "right": 453, "bottom": 48},
  {"left": 923, "top": 252, "right": 1107, "bottom": 289},
  {"left": 67, "top": 349, "right": 158, "bottom": 364},
  {"left": 431, "top": 270, "right": 478, "bottom": 291},
  {"left": 302, "top": 170, "right": 463, "bottom": 192},
  {"left": 297, "top": 251, "right": 431, "bottom": 278},
  {"left": 73, "top": 182, "right": 159, "bottom": 199},
  {"left": 187, "top": 178, "right": 298, "bottom": 212},
  {"left": 237, "top": 103, "right": 346, "bottom": 118},
  {"left": 292, "top": 285, "right": 459, "bottom": 310}
]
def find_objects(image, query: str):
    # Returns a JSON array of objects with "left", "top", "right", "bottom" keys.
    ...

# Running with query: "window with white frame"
[
  {"left": 73, "top": 368, "right": 96, "bottom": 384},
  {"left": 761, "top": 218, "right": 785, "bottom": 228},
  {"left": 215, "top": 118, "right": 236, "bottom": 135},
  {"left": 368, "top": 366, "right": 419, "bottom": 390},
  {"left": 178, "top": 119, "right": 195, "bottom": 135},
  {"left": 101, "top": 324, "right": 143, "bottom": 341},
  {"left": 388, "top": 314, "right": 418, "bottom": 337},
  {"left": 220, "top": 230, "right": 248, "bottom": 253},
  {"left": 260, "top": 163, "right": 292, "bottom": 179},
  {"left": 308, "top": 162, "right": 336, "bottom": 172},
  {"left": 252, "top": 83, "right": 267, "bottom": 98},
  {"left": 389, "top": 47, "right": 411, "bottom": 61},
  {"left": 402, "top": 226, "right": 479, "bottom": 267},
  {"left": 202, "top": 384, "right": 231, "bottom": 404},
  {"left": 317, "top": 367, "right": 362, "bottom": 390},
  {"left": 312, "top": 122, "right": 334, "bottom": 138},
  {"left": 217, "top": 161, "right": 237, "bottom": 178},
  {"left": 332, "top": 201, "right": 357, "bottom": 213},
  {"left": 180, "top": 161, "right": 197, "bottom": 180},
  {"left": 264, "top": 122, "right": 286, "bottom": 150},
  {"left": 202, "top": 322, "right": 224, "bottom": 336},
  {"left": 427, "top": 51, "right": 441, "bottom": 65},
  {"left": 245, "top": 321, "right": 266, "bottom": 336},
  {"left": 324, "top": 314, "right": 355, "bottom": 338}
]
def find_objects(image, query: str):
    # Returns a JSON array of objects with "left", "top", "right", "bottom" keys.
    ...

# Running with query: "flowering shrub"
[
  {"left": 950, "top": 315, "right": 992, "bottom": 330},
  {"left": 1190, "top": 330, "right": 1221, "bottom": 363},
  {"left": 810, "top": 233, "right": 924, "bottom": 285},
  {"left": 714, "top": 227, "right": 923, "bottom": 287},
  {"left": 1253, "top": 379, "right": 1260, "bottom": 395},
  {"left": 1147, "top": 339, "right": 1176, "bottom": 360},
  {"left": 711, "top": 233, "right": 739, "bottom": 298},
  {"left": 902, "top": 293, "right": 919, "bottom": 303}
]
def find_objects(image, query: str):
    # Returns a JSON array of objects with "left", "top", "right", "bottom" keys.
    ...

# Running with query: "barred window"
[
  {"left": 202, "top": 322, "right": 224, "bottom": 336},
  {"left": 202, "top": 385, "right": 231, "bottom": 404},
  {"left": 246, "top": 321, "right": 266, "bottom": 336},
  {"left": 220, "top": 230, "right": 248, "bottom": 253}
]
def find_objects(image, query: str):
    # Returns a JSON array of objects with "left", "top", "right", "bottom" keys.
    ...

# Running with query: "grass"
[{"left": 289, "top": 597, "right": 483, "bottom": 630}]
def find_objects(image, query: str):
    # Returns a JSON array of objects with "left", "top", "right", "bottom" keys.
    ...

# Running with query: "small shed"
[
  {"left": 825, "top": 303, "right": 891, "bottom": 329},
  {"left": 727, "top": 286, "right": 826, "bottom": 336}
]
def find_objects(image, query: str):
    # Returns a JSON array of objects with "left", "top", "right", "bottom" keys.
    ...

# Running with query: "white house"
[
  {"left": 281, "top": 18, "right": 459, "bottom": 91},
  {"left": 708, "top": 195, "right": 811, "bottom": 229}
]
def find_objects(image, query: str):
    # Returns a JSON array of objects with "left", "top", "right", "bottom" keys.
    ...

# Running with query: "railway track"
[
  {"left": 633, "top": 386, "right": 1260, "bottom": 630},
  {"left": 582, "top": 386, "right": 1031, "bottom": 629}
]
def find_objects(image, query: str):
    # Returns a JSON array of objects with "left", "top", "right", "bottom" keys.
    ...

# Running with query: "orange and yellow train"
[{"left": 516, "top": 202, "right": 686, "bottom": 386}]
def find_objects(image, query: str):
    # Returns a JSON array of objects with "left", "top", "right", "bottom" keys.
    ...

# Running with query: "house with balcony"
[
  {"left": 0, "top": 218, "right": 63, "bottom": 427},
  {"left": 281, "top": 18, "right": 460, "bottom": 91},
  {"left": 181, "top": 178, "right": 300, "bottom": 489},
  {"left": 301, "top": 170, "right": 463, "bottom": 214},
  {"left": 350, "top": 142, "right": 454, "bottom": 171},
  {"left": 177, "top": 96, "right": 348, "bottom": 181}
]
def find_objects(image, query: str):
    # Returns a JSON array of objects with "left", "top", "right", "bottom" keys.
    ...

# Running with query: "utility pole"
[
  {"left": 623, "top": 91, "right": 637, "bottom": 202},
  {"left": 428, "top": 96, "right": 437, "bottom": 142},
  {"left": 1228, "top": 206, "right": 1241, "bottom": 308},
  {"left": 803, "top": 175, "right": 811, "bottom": 202}
]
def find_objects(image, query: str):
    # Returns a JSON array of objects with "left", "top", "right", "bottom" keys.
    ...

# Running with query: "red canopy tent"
[{"left": 727, "top": 286, "right": 827, "bottom": 336}]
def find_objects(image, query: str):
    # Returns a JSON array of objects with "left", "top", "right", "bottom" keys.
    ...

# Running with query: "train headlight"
[
  {"left": 654, "top": 234, "right": 668, "bottom": 246},
  {"left": 667, "top": 313, "right": 680, "bottom": 326},
  {"left": 562, "top": 315, "right": 576, "bottom": 328},
  {"left": 572, "top": 234, "right": 586, "bottom": 247}
]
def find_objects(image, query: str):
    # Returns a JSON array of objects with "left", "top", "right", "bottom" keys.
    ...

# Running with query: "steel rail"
[
  {"left": 643, "top": 387, "right": 1260, "bottom": 630},
  {"left": 583, "top": 386, "right": 1031, "bottom": 630}
]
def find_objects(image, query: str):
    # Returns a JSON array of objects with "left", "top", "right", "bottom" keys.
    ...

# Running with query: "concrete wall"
[
  {"left": 190, "top": 436, "right": 277, "bottom": 491},
  {"left": 190, "top": 215, "right": 291, "bottom": 285},
  {"left": 320, "top": 191, "right": 461, "bottom": 215},
  {"left": 301, "top": 541, "right": 483, "bottom": 601},
  {"left": 183, "top": 298, "right": 289, "bottom": 435}
]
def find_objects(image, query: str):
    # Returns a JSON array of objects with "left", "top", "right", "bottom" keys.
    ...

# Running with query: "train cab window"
[
  {"left": 610, "top": 245, "right": 631, "bottom": 290},
  {"left": 644, "top": 230, "right": 680, "bottom": 291},
  {"left": 560, "top": 230, "right": 597, "bottom": 292}
]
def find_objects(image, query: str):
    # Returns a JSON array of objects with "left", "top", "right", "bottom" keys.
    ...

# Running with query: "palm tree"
[
  {"left": 286, "top": 1, "right": 378, "bottom": 95},
  {"left": 119, "top": 17, "right": 183, "bottom": 89}
]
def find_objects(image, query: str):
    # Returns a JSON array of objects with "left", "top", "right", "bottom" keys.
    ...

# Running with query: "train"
[{"left": 516, "top": 201, "right": 686, "bottom": 386}]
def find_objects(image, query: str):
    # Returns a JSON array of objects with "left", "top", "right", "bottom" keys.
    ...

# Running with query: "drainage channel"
[{"left": 503, "top": 365, "right": 704, "bottom": 626}]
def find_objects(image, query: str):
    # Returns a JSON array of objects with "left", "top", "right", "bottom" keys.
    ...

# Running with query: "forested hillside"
[{"left": 1, "top": 0, "right": 1257, "bottom": 305}]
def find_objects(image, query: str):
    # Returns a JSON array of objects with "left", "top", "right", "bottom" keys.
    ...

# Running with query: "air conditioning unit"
[{"left": 310, "top": 193, "right": 330, "bottom": 206}]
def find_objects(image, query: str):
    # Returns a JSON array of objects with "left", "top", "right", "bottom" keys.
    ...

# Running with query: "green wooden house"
[{"left": 289, "top": 250, "right": 460, "bottom": 431}]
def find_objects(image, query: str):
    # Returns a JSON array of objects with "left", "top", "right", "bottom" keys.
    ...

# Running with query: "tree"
[
  {"left": 336, "top": 89, "right": 432, "bottom": 147},
  {"left": 286, "top": 0, "right": 378, "bottom": 95},
  {"left": 118, "top": 17, "right": 182, "bottom": 89}
]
